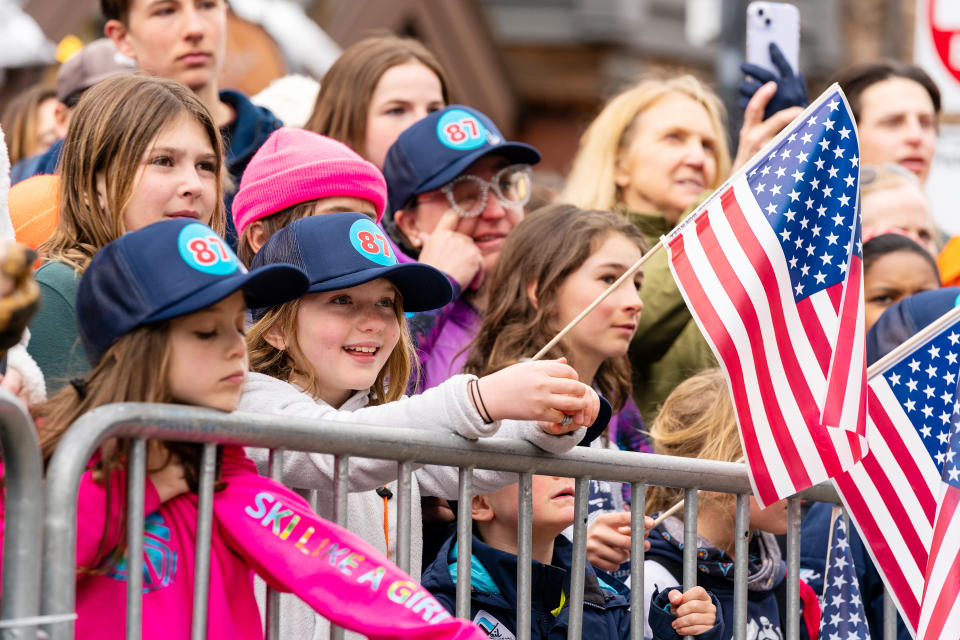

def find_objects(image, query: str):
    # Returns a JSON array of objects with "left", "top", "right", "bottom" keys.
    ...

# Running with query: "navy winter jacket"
[
  {"left": 421, "top": 533, "right": 636, "bottom": 639},
  {"left": 646, "top": 525, "right": 811, "bottom": 640}
]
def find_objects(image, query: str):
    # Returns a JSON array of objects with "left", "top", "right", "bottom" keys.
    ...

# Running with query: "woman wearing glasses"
[{"left": 382, "top": 105, "right": 539, "bottom": 393}]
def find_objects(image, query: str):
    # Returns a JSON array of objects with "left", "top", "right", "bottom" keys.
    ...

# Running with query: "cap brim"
[
  {"left": 307, "top": 262, "right": 453, "bottom": 312},
  {"left": 146, "top": 263, "right": 309, "bottom": 324},
  {"left": 416, "top": 142, "right": 542, "bottom": 196}
]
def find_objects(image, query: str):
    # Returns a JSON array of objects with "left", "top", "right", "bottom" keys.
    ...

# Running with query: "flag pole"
[
  {"left": 531, "top": 239, "right": 664, "bottom": 361},
  {"left": 866, "top": 303, "right": 960, "bottom": 380}
]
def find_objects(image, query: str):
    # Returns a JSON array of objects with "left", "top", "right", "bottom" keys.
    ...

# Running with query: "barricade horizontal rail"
[
  {"left": 0, "top": 390, "right": 44, "bottom": 640},
  {"left": 37, "top": 402, "right": 868, "bottom": 640}
]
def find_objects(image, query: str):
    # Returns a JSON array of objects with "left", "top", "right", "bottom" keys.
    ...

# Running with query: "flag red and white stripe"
[{"left": 667, "top": 178, "right": 865, "bottom": 507}]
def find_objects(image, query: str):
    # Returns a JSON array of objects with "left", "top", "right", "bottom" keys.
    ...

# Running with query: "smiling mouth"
[{"left": 343, "top": 346, "right": 379, "bottom": 354}]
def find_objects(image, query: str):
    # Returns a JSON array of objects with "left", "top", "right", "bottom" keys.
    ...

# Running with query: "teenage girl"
[
  {"left": 30, "top": 73, "right": 225, "bottom": 390},
  {"left": 231, "top": 126, "right": 388, "bottom": 266},
  {"left": 464, "top": 203, "right": 653, "bottom": 584},
  {"left": 644, "top": 368, "right": 819, "bottom": 640},
  {"left": 305, "top": 35, "right": 448, "bottom": 170},
  {"left": 31, "top": 218, "right": 486, "bottom": 640},
  {"left": 240, "top": 211, "right": 599, "bottom": 639}
]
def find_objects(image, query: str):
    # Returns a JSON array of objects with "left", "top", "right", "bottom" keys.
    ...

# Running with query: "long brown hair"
[
  {"left": 42, "top": 74, "right": 225, "bottom": 273},
  {"left": 645, "top": 368, "right": 742, "bottom": 516},
  {"left": 463, "top": 204, "right": 645, "bottom": 412},
  {"left": 305, "top": 36, "right": 449, "bottom": 157},
  {"left": 34, "top": 322, "right": 222, "bottom": 572},
  {"left": 247, "top": 291, "right": 414, "bottom": 405}
]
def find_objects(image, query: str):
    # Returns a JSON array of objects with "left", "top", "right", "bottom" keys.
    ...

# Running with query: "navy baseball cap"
[
  {"left": 250, "top": 212, "right": 453, "bottom": 318},
  {"left": 78, "top": 218, "right": 309, "bottom": 364},
  {"left": 383, "top": 104, "right": 541, "bottom": 214}
]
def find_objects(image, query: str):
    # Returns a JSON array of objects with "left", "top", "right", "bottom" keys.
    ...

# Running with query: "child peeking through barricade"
[
  {"left": 28, "top": 218, "right": 487, "bottom": 640},
  {"left": 420, "top": 475, "right": 723, "bottom": 640}
]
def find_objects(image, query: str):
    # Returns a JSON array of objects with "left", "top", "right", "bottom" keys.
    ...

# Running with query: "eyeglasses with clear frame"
[{"left": 431, "top": 164, "right": 533, "bottom": 217}]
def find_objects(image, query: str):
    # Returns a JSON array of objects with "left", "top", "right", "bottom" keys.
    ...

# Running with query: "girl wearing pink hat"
[{"left": 231, "top": 127, "right": 388, "bottom": 266}]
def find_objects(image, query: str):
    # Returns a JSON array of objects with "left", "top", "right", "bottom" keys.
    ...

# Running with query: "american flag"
[
  {"left": 915, "top": 382, "right": 960, "bottom": 639},
  {"left": 833, "top": 307, "right": 960, "bottom": 633},
  {"left": 664, "top": 86, "right": 867, "bottom": 507},
  {"left": 819, "top": 508, "right": 871, "bottom": 640}
]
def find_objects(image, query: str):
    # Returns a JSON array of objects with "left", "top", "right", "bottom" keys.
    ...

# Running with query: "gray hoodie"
[{"left": 239, "top": 371, "right": 585, "bottom": 640}]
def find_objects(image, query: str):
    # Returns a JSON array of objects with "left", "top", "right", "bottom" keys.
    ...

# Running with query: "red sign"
[{"left": 929, "top": 0, "right": 960, "bottom": 84}]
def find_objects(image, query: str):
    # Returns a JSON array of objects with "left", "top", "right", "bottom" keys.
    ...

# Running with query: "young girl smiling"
[{"left": 240, "top": 211, "right": 598, "bottom": 638}]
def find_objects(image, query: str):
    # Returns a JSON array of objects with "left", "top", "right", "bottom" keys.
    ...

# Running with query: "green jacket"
[
  {"left": 626, "top": 209, "right": 716, "bottom": 421},
  {"left": 27, "top": 261, "right": 89, "bottom": 394}
]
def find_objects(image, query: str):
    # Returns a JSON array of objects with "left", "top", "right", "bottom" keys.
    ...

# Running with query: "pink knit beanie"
[{"left": 232, "top": 128, "right": 387, "bottom": 235}]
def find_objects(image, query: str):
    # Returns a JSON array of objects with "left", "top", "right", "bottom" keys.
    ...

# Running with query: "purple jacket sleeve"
[{"left": 214, "top": 449, "right": 485, "bottom": 640}]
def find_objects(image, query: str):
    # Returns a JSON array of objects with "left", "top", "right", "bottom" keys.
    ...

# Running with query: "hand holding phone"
[{"left": 741, "top": 2, "right": 807, "bottom": 119}]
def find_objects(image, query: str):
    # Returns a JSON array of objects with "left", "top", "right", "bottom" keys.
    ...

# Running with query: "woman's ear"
[
  {"left": 526, "top": 279, "right": 539, "bottom": 310},
  {"left": 392, "top": 208, "right": 422, "bottom": 248},
  {"left": 246, "top": 221, "right": 268, "bottom": 254},
  {"left": 472, "top": 494, "right": 495, "bottom": 522},
  {"left": 262, "top": 321, "right": 287, "bottom": 352}
]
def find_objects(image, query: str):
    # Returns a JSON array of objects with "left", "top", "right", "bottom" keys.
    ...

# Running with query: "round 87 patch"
[
  {"left": 436, "top": 108, "right": 488, "bottom": 150},
  {"left": 349, "top": 218, "right": 396, "bottom": 266},
  {"left": 177, "top": 223, "right": 241, "bottom": 275}
]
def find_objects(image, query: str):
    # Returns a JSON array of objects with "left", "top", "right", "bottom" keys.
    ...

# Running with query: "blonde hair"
[
  {"left": 42, "top": 74, "right": 225, "bottom": 273},
  {"left": 247, "top": 292, "right": 414, "bottom": 405},
  {"left": 860, "top": 164, "right": 922, "bottom": 198},
  {"left": 645, "top": 368, "right": 741, "bottom": 515},
  {"left": 561, "top": 75, "right": 731, "bottom": 212}
]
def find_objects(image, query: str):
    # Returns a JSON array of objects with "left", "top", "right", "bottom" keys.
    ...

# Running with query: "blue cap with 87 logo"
[
  {"left": 78, "top": 218, "right": 308, "bottom": 364},
  {"left": 383, "top": 104, "right": 541, "bottom": 214},
  {"left": 250, "top": 212, "right": 453, "bottom": 319}
]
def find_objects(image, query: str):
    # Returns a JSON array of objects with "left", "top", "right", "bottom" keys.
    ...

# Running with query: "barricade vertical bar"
[
  {"left": 682, "top": 490, "right": 699, "bottom": 640},
  {"left": 190, "top": 443, "right": 217, "bottom": 640},
  {"left": 455, "top": 467, "right": 474, "bottom": 620},
  {"left": 126, "top": 439, "right": 147, "bottom": 640},
  {"left": 516, "top": 473, "right": 533, "bottom": 640},
  {"left": 785, "top": 497, "right": 800, "bottom": 640},
  {"left": 0, "top": 391, "right": 44, "bottom": 640},
  {"left": 682, "top": 489, "right": 698, "bottom": 591},
  {"left": 265, "top": 449, "right": 283, "bottom": 640},
  {"left": 566, "top": 476, "right": 589, "bottom": 640},
  {"left": 396, "top": 462, "right": 413, "bottom": 574},
  {"left": 331, "top": 455, "right": 350, "bottom": 640},
  {"left": 629, "top": 483, "right": 646, "bottom": 640},
  {"left": 883, "top": 589, "right": 897, "bottom": 640},
  {"left": 333, "top": 456, "right": 349, "bottom": 528},
  {"left": 732, "top": 494, "right": 750, "bottom": 640}
]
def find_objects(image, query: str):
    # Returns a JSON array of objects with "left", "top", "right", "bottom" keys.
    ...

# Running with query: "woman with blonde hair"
[
  {"left": 29, "top": 73, "right": 225, "bottom": 392},
  {"left": 562, "top": 75, "right": 799, "bottom": 420}
]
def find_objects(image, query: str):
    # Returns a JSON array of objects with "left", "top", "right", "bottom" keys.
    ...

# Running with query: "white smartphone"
[{"left": 745, "top": 2, "right": 800, "bottom": 78}]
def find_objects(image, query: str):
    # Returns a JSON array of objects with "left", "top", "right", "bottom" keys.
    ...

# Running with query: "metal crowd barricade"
[
  {"left": 36, "top": 402, "right": 893, "bottom": 640},
  {"left": 0, "top": 390, "right": 47, "bottom": 639}
]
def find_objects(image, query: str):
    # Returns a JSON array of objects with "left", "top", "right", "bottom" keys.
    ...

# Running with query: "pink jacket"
[{"left": 73, "top": 446, "right": 485, "bottom": 640}]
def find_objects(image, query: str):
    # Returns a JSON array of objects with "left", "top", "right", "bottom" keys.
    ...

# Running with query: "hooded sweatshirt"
[
  {"left": 645, "top": 517, "right": 818, "bottom": 640},
  {"left": 238, "top": 371, "right": 584, "bottom": 639},
  {"left": 71, "top": 446, "right": 485, "bottom": 640},
  {"left": 421, "top": 533, "right": 637, "bottom": 640}
]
